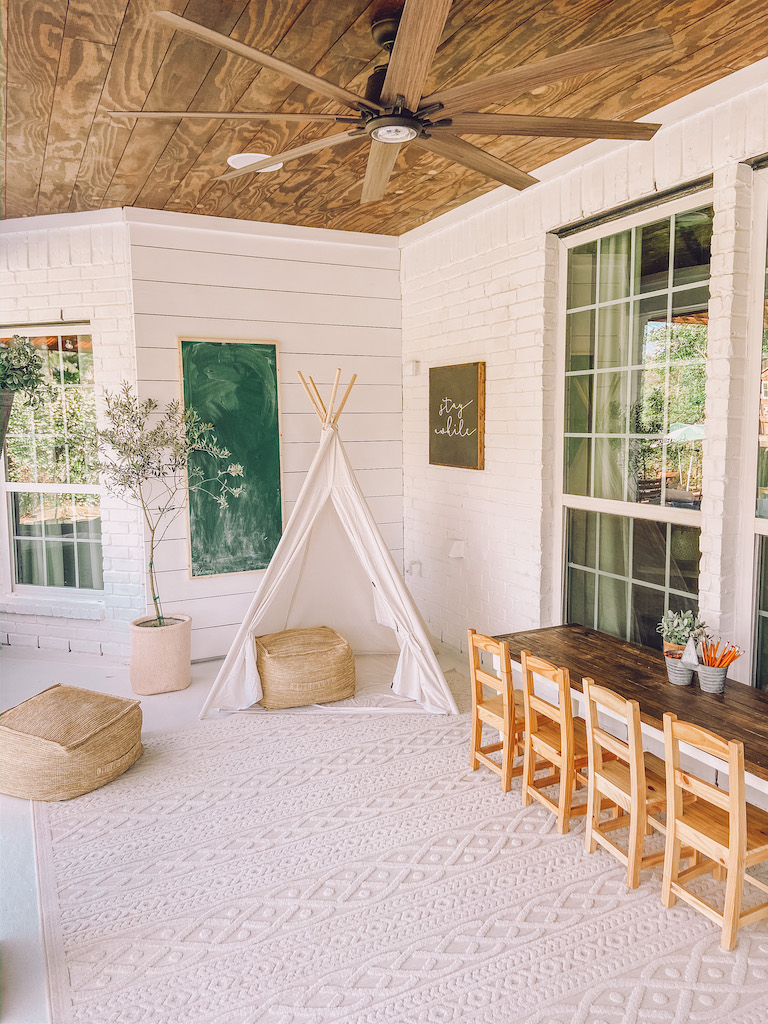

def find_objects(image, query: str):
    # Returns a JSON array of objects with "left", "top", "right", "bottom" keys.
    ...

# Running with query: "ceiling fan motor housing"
[{"left": 365, "top": 113, "right": 422, "bottom": 143}]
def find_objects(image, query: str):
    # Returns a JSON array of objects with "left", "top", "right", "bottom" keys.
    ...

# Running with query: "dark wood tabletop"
[{"left": 494, "top": 623, "right": 768, "bottom": 784}]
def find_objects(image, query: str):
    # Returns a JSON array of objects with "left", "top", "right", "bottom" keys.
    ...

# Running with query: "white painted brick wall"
[
  {"left": 0, "top": 212, "right": 142, "bottom": 659},
  {"left": 400, "top": 80, "right": 768, "bottom": 670}
]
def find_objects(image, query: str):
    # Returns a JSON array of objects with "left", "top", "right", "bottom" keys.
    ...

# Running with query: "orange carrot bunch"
[{"left": 700, "top": 639, "right": 742, "bottom": 668}]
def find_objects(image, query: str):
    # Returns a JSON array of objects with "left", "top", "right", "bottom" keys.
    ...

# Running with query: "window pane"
[
  {"left": 565, "top": 375, "right": 592, "bottom": 433},
  {"left": 565, "top": 309, "right": 595, "bottom": 371},
  {"left": 632, "top": 519, "right": 666, "bottom": 587},
  {"left": 632, "top": 295, "right": 668, "bottom": 365},
  {"left": 567, "top": 566, "right": 595, "bottom": 627},
  {"left": 5, "top": 434, "right": 36, "bottom": 483},
  {"left": 629, "top": 371, "right": 663, "bottom": 435},
  {"left": 668, "top": 525, "right": 699, "bottom": 595},
  {"left": 567, "top": 241, "right": 597, "bottom": 308},
  {"left": 599, "top": 513, "right": 629, "bottom": 576},
  {"left": 628, "top": 438, "right": 663, "bottom": 504},
  {"left": 73, "top": 494, "right": 101, "bottom": 539},
  {"left": 673, "top": 206, "right": 713, "bottom": 288},
  {"left": 565, "top": 437, "right": 591, "bottom": 496},
  {"left": 630, "top": 584, "right": 665, "bottom": 649},
  {"left": 597, "top": 302, "right": 629, "bottom": 368},
  {"left": 11, "top": 493, "right": 43, "bottom": 536},
  {"left": 43, "top": 495, "right": 75, "bottom": 538},
  {"left": 568, "top": 509, "right": 596, "bottom": 568},
  {"left": 77, "top": 543, "right": 103, "bottom": 589},
  {"left": 597, "top": 575, "right": 627, "bottom": 638},
  {"left": 593, "top": 438, "right": 625, "bottom": 500},
  {"left": 599, "top": 231, "right": 631, "bottom": 302},
  {"left": 594, "top": 371, "right": 627, "bottom": 434},
  {"left": 15, "top": 539, "right": 45, "bottom": 585},
  {"left": 635, "top": 217, "right": 670, "bottom": 294},
  {"left": 46, "top": 541, "right": 76, "bottom": 587}
]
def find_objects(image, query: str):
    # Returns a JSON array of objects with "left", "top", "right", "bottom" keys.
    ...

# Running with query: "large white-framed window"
[
  {"left": 1, "top": 327, "right": 103, "bottom": 592},
  {"left": 749, "top": 170, "right": 768, "bottom": 689},
  {"left": 557, "top": 194, "right": 713, "bottom": 651}
]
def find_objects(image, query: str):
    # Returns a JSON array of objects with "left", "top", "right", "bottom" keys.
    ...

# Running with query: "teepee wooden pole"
[
  {"left": 297, "top": 371, "right": 324, "bottom": 423},
  {"left": 332, "top": 374, "right": 357, "bottom": 426},
  {"left": 324, "top": 367, "right": 341, "bottom": 427},
  {"left": 307, "top": 375, "right": 327, "bottom": 419}
]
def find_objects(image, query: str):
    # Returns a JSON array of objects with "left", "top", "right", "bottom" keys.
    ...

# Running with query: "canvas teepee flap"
[{"left": 199, "top": 372, "right": 457, "bottom": 718}]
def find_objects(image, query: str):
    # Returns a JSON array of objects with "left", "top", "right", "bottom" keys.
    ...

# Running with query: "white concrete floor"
[{"left": 0, "top": 643, "right": 468, "bottom": 1024}]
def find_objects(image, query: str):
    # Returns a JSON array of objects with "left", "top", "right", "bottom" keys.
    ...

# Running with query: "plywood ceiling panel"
[{"left": 2, "top": 0, "right": 767, "bottom": 234}]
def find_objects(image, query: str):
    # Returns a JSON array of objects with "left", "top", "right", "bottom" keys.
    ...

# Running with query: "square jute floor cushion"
[
  {"left": 255, "top": 626, "right": 356, "bottom": 709},
  {"left": 0, "top": 684, "right": 142, "bottom": 801}
]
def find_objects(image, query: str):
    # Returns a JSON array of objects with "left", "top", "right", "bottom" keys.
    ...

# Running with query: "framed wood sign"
[
  {"left": 179, "top": 338, "right": 283, "bottom": 577},
  {"left": 428, "top": 361, "right": 485, "bottom": 470}
]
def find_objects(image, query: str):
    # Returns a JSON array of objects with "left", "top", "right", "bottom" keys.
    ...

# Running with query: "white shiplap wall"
[{"left": 126, "top": 210, "right": 402, "bottom": 661}]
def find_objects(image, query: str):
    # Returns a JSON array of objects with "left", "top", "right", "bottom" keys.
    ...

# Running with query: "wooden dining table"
[{"left": 494, "top": 623, "right": 768, "bottom": 785}]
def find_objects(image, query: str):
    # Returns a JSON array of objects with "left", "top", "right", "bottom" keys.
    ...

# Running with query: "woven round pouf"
[{"left": 255, "top": 626, "right": 355, "bottom": 709}]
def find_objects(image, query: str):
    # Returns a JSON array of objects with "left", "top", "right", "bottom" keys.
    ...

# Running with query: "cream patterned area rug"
[{"left": 34, "top": 679, "right": 768, "bottom": 1024}]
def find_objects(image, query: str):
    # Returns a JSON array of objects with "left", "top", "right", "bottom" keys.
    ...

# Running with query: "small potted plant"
[
  {"left": 657, "top": 609, "right": 707, "bottom": 686},
  {"left": 98, "top": 383, "right": 244, "bottom": 695},
  {"left": 656, "top": 609, "right": 707, "bottom": 653},
  {"left": 0, "top": 335, "right": 55, "bottom": 450}
]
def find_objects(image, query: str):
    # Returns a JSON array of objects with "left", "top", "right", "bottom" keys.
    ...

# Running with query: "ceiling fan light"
[
  {"left": 370, "top": 124, "right": 418, "bottom": 143},
  {"left": 226, "top": 151, "right": 284, "bottom": 172}
]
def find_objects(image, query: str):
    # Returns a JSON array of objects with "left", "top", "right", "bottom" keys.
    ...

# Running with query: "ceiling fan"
[{"left": 112, "top": 1, "right": 674, "bottom": 204}]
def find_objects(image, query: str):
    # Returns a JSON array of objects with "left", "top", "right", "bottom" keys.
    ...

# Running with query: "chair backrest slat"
[{"left": 520, "top": 650, "right": 573, "bottom": 751}]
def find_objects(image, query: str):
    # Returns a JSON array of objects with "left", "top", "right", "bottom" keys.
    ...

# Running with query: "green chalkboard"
[
  {"left": 180, "top": 340, "right": 282, "bottom": 576},
  {"left": 429, "top": 362, "right": 485, "bottom": 470}
]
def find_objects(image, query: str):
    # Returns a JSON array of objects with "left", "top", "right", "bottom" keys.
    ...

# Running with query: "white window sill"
[{"left": 0, "top": 594, "right": 106, "bottom": 620}]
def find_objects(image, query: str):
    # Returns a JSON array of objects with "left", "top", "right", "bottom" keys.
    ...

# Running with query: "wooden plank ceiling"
[{"left": 3, "top": 0, "right": 768, "bottom": 236}]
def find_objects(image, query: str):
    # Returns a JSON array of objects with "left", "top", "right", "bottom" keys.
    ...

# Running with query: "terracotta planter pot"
[
  {"left": 662, "top": 640, "right": 686, "bottom": 654},
  {"left": 129, "top": 614, "right": 192, "bottom": 695}
]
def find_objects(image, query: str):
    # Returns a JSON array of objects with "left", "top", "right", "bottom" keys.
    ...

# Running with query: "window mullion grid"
[{"left": 626, "top": 517, "right": 635, "bottom": 640}]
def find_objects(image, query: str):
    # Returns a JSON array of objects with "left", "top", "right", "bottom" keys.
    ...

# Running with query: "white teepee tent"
[{"left": 199, "top": 370, "right": 458, "bottom": 718}]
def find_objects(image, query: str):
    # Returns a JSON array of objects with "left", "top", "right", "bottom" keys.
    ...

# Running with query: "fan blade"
[
  {"left": 414, "top": 134, "right": 537, "bottom": 191},
  {"left": 380, "top": 0, "right": 452, "bottom": 110},
  {"left": 106, "top": 110, "right": 360, "bottom": 123},
  {"left": 428, "top": 113, "right": 661, "bottom": 140},
  {"left": 154, "top": 11, "right": 383, "bottom": 113},
  {"left": 421, "top": 26, "right": 673, "bottom": 115},
  {"left": 360, "top": 141, "right": 402, "bottom": 203},
  {"left": 215, "top": 130, "right": 365, "bottom": 182}
]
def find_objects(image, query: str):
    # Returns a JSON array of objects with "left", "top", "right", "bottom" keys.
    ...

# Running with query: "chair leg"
[
  {"left": 470, "top": 712, "right": 480, "bottom": 771},
  {"left": 661, "top": 829, "right": 681, "bottom": 908},
  {"left": 713, "top": 862, "right": 726, "bottom": 882},
  {"left": 721, "top": 862, "right": 744, "bottom": 952},
  {"left": 626, "top": 807, "right": 645, "bottom": 889},
  {"left": 557, "top": 765, "right": 574, "bottom": 834},
  {"left": 500, "top": 729, "right": 512, "bottom": 793},
  {"left": 584, "top": 776, "right": 599, "bottom": 854},
  {"left": 522, "top": 737, "right": 534, "bottom": 806}
]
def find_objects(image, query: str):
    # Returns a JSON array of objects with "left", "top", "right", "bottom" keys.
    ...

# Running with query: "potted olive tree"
[
  {"left": 0, "top": 335, "right": 55, "bottom": 450},
  {"left": 98, "top": 383, "right": 244, "bottom": 695}
]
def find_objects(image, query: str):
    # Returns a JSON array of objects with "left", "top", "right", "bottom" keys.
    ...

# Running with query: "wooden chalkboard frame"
[
  {"left": 428, "top": 361, "right": 486, "bottom": 470},
  {"left": 178, "top": 337, "right": 284, "bottom": 580}
]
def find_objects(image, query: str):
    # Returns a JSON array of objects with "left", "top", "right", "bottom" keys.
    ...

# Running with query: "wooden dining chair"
[
  {"left": 583, "top": 678, "right": 671, "bottom": 887},
  {"left": 662, "top": 713, "right": 768, "bottom": 950},
  {"left": 520, "top": 650, "right": 602, "bottom": 833},
  {"left": 468, "top": 629, "right": 525, "bottom": 792}
]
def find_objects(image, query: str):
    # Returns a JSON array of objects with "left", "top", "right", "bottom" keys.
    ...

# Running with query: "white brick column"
[{"left": 699, "top": 162, "right": 754, "bottom": 655}]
